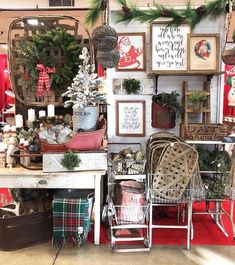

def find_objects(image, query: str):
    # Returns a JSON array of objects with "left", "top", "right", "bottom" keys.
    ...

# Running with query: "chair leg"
[
  {"left": 186, "top": 201, "right": 192, "bottom": 250},
  {"left": 149, "top": 201, "right": 153, "bottom": 248}
]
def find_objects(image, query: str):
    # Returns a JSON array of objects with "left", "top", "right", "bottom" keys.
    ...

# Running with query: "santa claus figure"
[{"left": 117, "top": 36, "right": 143, "bottom": 69}]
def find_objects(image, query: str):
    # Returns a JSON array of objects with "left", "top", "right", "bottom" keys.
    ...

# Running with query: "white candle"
[
  {"left": 39, "top": 110, "right": 46, "bottom": 118},
  {"left": 15, "top": 114, "right": 23, "bottom": 128},
  {"left": 28, "top": 108, "right": 35, "bottom": 121},
  {"left": 47, "top": 104, "right": 55, "bottom": 117}
]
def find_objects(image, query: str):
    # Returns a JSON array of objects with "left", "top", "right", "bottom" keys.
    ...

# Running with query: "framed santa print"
[
  {"left": 188, "top": 34, "right": 219, "bottom": 71},
  {"left": 116, "top": 33, "right": 146, "bottom": 71}
]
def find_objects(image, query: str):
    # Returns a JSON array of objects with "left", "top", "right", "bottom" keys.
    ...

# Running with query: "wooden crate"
[
  {"left": 8, "top": 15, "right": 91, "bottom": 107},
  {"left": 180, "top": 123, "right": 231, "bottom": 141}
]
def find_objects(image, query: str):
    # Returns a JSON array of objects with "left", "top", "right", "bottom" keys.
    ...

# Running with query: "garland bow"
[{"left": 36, "top": 64, "right": 56, "bottom": 97}]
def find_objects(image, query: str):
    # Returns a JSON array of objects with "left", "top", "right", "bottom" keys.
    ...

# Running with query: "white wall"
[{"left": 107, "top": 11, "right": 225, "bottom": 148}]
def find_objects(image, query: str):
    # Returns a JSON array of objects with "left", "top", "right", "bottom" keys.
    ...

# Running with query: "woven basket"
[{"left": 152, "top": 142, "right": 198, "bottom": 200}]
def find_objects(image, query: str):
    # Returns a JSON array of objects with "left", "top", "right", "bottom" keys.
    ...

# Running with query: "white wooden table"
[{"left": 0, "top": 166, "right": 107, "bottom": 245}]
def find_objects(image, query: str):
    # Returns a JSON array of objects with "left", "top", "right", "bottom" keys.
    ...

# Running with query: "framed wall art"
[
  {"left": 116, "top": 33, "right": 146, "bottom": 71},
  {"left": 188, "top": 34, "right": 219, "bottom": 71},
  {"left": 151, "top": 22, "right": 190, "bottom": 73},
  {"left": 116, "top": 100, "right": 146, "bottom": 137}
]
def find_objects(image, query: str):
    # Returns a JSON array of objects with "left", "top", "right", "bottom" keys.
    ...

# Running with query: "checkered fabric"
[
  {"left": 52, "top": 198, "right": 91, "bottom": 246},
  {"left": 36, "top": 64, "right": 55, "bottom": 97}
]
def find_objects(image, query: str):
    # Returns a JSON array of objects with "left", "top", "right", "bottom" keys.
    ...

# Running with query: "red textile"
[
  {"left": 88, "top": 201, "right": 235, "bottom": 246},
  {"left": 36, "top": 64, "right": 55, "bottom": 97},
  {"left": 0, "top": 54, "right": 8, "bottom": 111},
  {"left": 0, "top": 188, "right": 12, "bottom": 207}
]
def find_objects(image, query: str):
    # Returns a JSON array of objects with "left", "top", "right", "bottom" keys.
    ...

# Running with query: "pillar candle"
[
  {"left": 39, "top": 110, "right": 46, "bottom": 117},
  {"left": 47, "top": 104, "right": 55, "bottom": 117},
  {"left": 28, "top": 108, "right": 35, "bottom": 121},
  {"left": 15, "top": 114, "right": 23, "bottom": 128}
]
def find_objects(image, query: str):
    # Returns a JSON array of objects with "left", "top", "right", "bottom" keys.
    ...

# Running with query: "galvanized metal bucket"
[{"left": 73, "top": 105, "right": 99, "bottom": 132}]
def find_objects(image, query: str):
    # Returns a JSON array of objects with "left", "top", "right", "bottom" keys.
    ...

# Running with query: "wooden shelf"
[
  {"left": 147, "top": 71, "right": 224, "bottom": 77},
  {"left": 186, "top": 108, "right": 211, "bottom": 113}
]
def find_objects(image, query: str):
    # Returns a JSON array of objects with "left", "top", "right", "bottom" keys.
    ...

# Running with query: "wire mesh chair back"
[{"left": 152, "top": 142, "right": 198, "bottom": 201}]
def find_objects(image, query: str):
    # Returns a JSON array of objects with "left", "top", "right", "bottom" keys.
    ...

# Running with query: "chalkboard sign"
[{"left": 151, "top": 22, "right": 190, "bottom": 72}]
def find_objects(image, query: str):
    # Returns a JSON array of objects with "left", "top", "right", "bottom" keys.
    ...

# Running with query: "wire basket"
[
  {"left": 112, "top": 159, "right": 146, "bottom": 175},
  {"left": 108, "top": 204, "right": 148, "bottom": 225}
]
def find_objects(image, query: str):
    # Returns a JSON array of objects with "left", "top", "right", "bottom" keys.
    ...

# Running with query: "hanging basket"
[
  {"left": 96, "top": 49, "right": 120, "bottom": 68},
  {"left": 91, "top": 25, "right": 118, "bottom": 52},
  {"left": 8, "top": 15, "right": 92, "bottom": 107}
]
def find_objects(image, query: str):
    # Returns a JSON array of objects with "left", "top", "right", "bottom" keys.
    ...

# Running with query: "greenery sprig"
[
  {"left": 122, "top": 78, "right": 141, "bottom": 94},
  {"left": 61, "top": 152, "right": 81, "bottom": 171}
]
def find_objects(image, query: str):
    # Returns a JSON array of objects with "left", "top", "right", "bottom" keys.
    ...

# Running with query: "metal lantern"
[
  {"left": 96, "top": 49, "right": 120, "bottom": 68},
  {"left": 91, "top": 25, "right": 118, "bottom": 52}
]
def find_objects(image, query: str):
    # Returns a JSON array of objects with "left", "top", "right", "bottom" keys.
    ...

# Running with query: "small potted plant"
[
  {"left": 122, "top": 78, "right": 141, "bottom": 94},
  {"left": 152, "top": 91, "right": 182, "bottom": 128},
  {"left": 188, "top": 91, "right": 207, "bottom": 112},
  {"left": 62, "top": 47, "right": 107, "bottom": 132}
]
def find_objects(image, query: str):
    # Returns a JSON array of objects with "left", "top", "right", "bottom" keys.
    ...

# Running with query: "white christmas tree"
[{"left": 62, "top": 47, "right": 107, "bottom": 109}]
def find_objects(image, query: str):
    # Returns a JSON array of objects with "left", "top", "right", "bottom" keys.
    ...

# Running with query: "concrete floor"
[{"left": 0, "top": 244, "right": 235, "bottom": 265}]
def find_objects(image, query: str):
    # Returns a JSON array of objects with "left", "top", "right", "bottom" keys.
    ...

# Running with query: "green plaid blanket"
[{"left": 52, "top": 198, "right": 91, "bottom": 246}]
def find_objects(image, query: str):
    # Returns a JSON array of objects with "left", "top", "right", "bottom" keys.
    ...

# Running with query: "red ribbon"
[{"left": 36, "top": 64, "right": 55, "bottom": 97}]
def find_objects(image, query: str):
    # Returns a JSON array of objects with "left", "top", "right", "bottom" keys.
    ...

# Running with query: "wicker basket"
[{"left": 152, "top": 142, "right": 198, "bottom": 200}]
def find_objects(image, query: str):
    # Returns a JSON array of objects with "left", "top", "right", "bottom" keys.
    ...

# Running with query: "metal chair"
[{"left": 149, "top": 142, "right": 198, "bottom": 250}]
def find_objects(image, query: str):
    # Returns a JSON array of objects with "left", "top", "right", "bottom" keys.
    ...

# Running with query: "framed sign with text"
[
  {"left": 116, "top": 100, "right": 146, "bottom": 137},
  {"left": 151, "top": 22, "right": 190, "bottom": 73}
]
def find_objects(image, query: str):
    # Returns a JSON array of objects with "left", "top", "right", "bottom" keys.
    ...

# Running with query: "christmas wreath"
[{"left": 17, "top": 27, "right": 81, "bottom": 94}]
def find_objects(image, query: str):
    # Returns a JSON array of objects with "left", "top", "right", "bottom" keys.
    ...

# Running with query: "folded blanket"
[{"left": 52, "top": 198, "right": 91, "bottom": 246}]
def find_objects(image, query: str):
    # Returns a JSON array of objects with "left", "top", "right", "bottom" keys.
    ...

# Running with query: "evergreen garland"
[
  {"left": 114, "top": 0, "right": 231, "bottom": 29},
  {"left": 17, "top": 27, "right": 81, "bottom": 92}
]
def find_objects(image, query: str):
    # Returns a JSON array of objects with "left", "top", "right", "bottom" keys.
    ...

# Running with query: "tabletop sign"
[{"left": 151, "top": 22, "right": 190, "bottom": 72}]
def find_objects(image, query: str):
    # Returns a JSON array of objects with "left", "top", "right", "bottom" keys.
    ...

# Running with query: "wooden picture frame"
[
  {"left": 188, "top": 34, "right": 219, "bottom": 72},
  {"left": 116, "top": 33, "right": 146, "bottom": 71},
  {"left": 150, "top": 22, "right": 190, "bottom": 73},
  {"left": 116, "top": 100, "right": 146, "bottom": 137}
]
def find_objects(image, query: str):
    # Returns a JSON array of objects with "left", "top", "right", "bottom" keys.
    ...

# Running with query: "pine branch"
[
  {"left": 206, "top": 0, "right": 228, "bottom": 18},
  {"left": 85, "top": 0, "right": 103, "bottom": 25}
]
